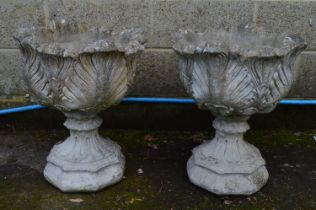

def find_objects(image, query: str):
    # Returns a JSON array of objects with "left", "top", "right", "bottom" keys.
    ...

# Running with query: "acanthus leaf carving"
[
  {"left": 179, "top": 51, "right": 304, "bottom": 116},
  {"left": 19, "top": 50, "right": 136, "bottom": 112},
  {"left": 173, "top": 29, "right": 307, "bottom": 117},
  {"left": 21, "top": 45, "right": 52, "bottom": 104},
  {"left": 89, "top": 53, "right": 129, "bottom": 110}
]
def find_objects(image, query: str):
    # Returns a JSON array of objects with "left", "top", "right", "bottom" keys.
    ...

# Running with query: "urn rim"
[
  {"left": 172, "top": 29, "right": 307, "bottom": 58},
  {"left": 13, "top": 20, "right": 145, "bottom": 58}
]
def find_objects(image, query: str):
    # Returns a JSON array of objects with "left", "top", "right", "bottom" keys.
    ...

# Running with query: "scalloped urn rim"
[
  {"left": 172, "top": 29, "right": 306, "bottom": 58},
  {"left": 13, "top": 20, "right": 145, "bottom": 58}
]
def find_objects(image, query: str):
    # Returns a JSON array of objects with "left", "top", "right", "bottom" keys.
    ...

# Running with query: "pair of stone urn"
[{"left": 14, "top": 20, "right": 306, "bottom": 195}]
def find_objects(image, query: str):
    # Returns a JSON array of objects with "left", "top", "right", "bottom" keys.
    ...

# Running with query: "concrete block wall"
[{"left": 0, "top": 0, "right": 315, "bottom": 99}]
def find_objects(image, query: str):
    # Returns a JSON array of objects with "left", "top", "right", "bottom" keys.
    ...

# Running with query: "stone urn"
[
  {"left": 172, "top": 29, "right": 306, "bottom": 195},
  {"left": 14, "top": 20, "right": 144, "bottom": 192}
]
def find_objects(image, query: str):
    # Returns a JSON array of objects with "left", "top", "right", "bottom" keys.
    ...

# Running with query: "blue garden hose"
[{"left": 0, "top": 97, "right": 315, "bottom": 116}]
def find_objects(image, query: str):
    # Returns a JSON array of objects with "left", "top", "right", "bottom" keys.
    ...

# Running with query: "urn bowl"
[
  {"left": 14, "top": 20, "right": 144, "bottom": 113},
  {"left": 173, "top": 29, "right": 306, "bottom": 117}
]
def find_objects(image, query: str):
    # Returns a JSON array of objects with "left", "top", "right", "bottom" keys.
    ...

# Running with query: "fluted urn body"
[
  {"left": 14, "top": 20, "right": 144, "bottom": 192},
  {"left": 173, "top": 29, "right": 306, "bottom": 195}
]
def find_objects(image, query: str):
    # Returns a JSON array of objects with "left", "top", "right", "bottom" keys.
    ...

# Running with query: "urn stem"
[
  {"left": 64, "top": 112, "right": 102, "bottom": 133},
  {"left": 212, "top": 117, "right": 250, "bottom": 141}
]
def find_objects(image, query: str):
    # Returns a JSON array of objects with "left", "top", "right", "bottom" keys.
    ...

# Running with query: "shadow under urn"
[
  {"left": 14, "top": 20, "right": 144, "bottom": 192},
  {"left": 172, "top": 29, "right": 306, "bottom": 195}
]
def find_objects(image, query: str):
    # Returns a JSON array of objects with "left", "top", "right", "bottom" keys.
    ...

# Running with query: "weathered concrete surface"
[
  {"left": 0, "top": 0, "right": 46, "bottom": 48},
  {"left": 0, "top": 0, "right": 316, "bottom": 98},
  {"left": 0, "top": 50, "right": 26, "bottom": 95},
  {"left": 255, "top": 1, "right": 315, "bottom": 50},
  {"left": 290, "top": 52, "right": 316, "bottom": 98},
  {"left": 2, "top": 0, "right": 315, "bottom": 49},
  {"left": 46, "top": 0, "right": 150, "bottom": 33},
  {"left": 150, "top": 0, "right": 255, "bottom": 48},
  {"left": 130, "top": 49, "right": 187, "bottom": 97},
  {"left": 0, "top": 128, "right": 315, "bottom": 209}
]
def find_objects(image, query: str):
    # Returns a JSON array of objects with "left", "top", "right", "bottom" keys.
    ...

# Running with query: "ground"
[{"left": 0, "top": 127, "right": 315, "bottom": 210}]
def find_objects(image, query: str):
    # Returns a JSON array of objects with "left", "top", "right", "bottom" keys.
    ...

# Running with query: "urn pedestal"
[
  {"left": 43, "top": 112, "right": 125, "bottom": 192},
  {"left": 173, "top": 29, "right": 306, "bottom": 195},
  {"left": 187, "top": 117, "right": 268, "bottom": 195},
  {"left": 14, "top": 20, "right": 144, "bottom": 192}
]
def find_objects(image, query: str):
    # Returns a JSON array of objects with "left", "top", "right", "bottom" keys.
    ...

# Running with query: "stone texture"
[
  {"left": 0, "top": 0, "right": 46, "bottom": 48},
  {"left": 46, "top": 0, "right": 150, "bottom": 44},
  {"left": 149, "top": 0, "right": 255, "bottom": 47},
  {"left": 307, "top": 2, "right": 316, "bottom": 50},
  {"left": 44, "top": 115, "right": 125, "bottom": 192},
  {"left": 290, "top": 52, "right": 316, "bottom": 98},
  {"left": 0, "top": 0, "right": 316, "bottom": 99},
  {"left": 43, "top": 0, "right": 316, "bottom": 50},
  {"left": 15, "top": 21, "right": 144, "bottom": 192},
  {"left": 187, "top": 156, "right": 269, "bottom": 195},
  {"left": 173, "top": 30, "right": 305, "bottom": 195},
  {"left": 14, "top": 20, "right": 144, "bottom": 111},
  {"left": 187, "top": 117, "right": 269, "bottom": 195},
  {"left": 255, "top": 1, "right": 315, "bottom": 50},
  {"left": 129, "top": 49, "right": 187, "bottom": 97},
  {"left": 0, "top": 50, "right": 26, "bottom": 96}
]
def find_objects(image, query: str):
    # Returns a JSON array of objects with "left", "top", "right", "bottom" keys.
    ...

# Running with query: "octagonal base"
[
  {"left": 43, "top": 137, "right": 125, "bottom": 192},
  {"left": 186, "top": 117, "right": 269, "bottom": 195},
  {"left": 44, "top": 153, "right": 125, "bottom": 192},
  {"left": 43, "top": 114, "right": 125, "bottom": 192},
  {"left": 187, "top": 156, "right": 269, "bottom": 195}
]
